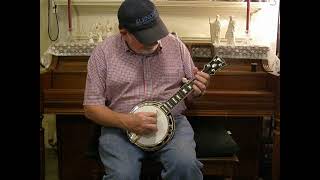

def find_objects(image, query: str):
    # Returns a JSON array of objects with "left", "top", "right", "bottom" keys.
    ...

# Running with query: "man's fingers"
[
  {"left": 182, "top": 77, "right": 189, "bottom": 84},
  {"left": 144, "top": 124, "right": 158, "bottom": 133},
  {"left": 192, "top": 67, "right": 199, "bottom": 74},
  {"left": 194, "top": 80, "right": 206, "bottom": 91},
  {"left": 195, "top": 74, "right": 207, "bottom": 85},
  {"left": 192, "top": 84, "right": 202, "bottom": 95},
  {"left": 143, "top": 112, "right": 157, "bottom": 117},
  {"left": 145, "top": 116, "right": 157, "bottom": 124}
]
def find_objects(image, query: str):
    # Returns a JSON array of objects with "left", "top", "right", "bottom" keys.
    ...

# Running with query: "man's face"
[{"left": 121, "top": 29, "right": 159, "bottom": 55}]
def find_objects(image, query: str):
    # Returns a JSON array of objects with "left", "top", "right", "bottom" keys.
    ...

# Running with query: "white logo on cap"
[{"left": 135, "top": 10, "right": 157, "bottom": 26}]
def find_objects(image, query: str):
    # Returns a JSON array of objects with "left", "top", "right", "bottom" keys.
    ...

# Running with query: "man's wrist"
[{"left": 117, "top": 113, "right": 131, "bottom": 131}]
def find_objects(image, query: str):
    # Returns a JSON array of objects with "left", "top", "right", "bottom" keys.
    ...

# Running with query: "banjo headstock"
[{"left": 201, "top": 56, "right": 227, "bottom": 75}]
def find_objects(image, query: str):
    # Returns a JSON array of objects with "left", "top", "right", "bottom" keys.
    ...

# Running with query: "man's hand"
[
  {"left": 192, "top": 67, "right": 210, "bottom": 97},
  {"left": 125, "top": 112, "right": 158, "bottom": 135}
]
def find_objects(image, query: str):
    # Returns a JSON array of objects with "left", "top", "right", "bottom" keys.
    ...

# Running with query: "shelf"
[{"left": 55, "top": 0, "right": 267, "bottom": 11}]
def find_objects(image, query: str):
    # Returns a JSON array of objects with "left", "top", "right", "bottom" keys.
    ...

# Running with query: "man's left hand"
[{"left": 192, "top": 67, "right": 210, "bottom": 97}]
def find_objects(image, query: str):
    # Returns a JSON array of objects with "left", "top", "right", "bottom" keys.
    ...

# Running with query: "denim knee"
[
  {"left": 172, "top": 152, "right": 202, "bottom": 172},
  {"left": 162, "top": 150, "right": 203, "bottom": 180},
  {"left": 103, "top": 167, "right": 140, "bottom": 180}
]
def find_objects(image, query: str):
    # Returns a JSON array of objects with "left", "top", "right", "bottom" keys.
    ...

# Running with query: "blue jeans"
[{"left": 98, "top": 115, "right": 203, "bottom": 180}]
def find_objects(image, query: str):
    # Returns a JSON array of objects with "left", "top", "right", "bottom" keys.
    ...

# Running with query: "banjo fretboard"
[
  {"left": 159, "top": 55, "right": 226, "bottom": 115},
  {"left": 160, "top": 81, "right": 195, "bottom": 115}
]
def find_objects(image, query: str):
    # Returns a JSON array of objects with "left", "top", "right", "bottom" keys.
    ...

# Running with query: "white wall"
[
  {"left": 52, "top": 0, "right": 279, "bottom": 49},
  {"left": 40, "top": 0, "right": 51, "bottom": 55}
]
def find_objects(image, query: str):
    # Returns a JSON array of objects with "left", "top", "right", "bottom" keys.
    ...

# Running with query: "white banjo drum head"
[{"left": 132, "top": 105, "right": 168, "bottom": 146}]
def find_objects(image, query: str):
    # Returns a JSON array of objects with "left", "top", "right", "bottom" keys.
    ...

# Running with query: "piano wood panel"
[
  {"left": 43, "top": 89, "right": 84, "bottom": 114},
  {"left": 52, "top": 73, "right": 87, "bottom": 89},
  {"left": 51, "top": 56, "right": 87, "bottom": 89},
  {"left": 210, "top": 72, "right": 270, "bottom": 91}
]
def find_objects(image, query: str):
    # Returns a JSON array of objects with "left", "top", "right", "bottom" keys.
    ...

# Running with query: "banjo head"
[{"left": 128, "top": 101, "right": 175, "bottom": 151}]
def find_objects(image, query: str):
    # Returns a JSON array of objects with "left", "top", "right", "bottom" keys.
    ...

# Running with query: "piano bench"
[
  {"left": 199, "top": 155, "right": 239, "bottom": 179},
  {"left": 140, "top": 155, "right": 239, "bottom": 180},
  {"left": 90, "top": 154, "right": 239, "bottom": 180}
]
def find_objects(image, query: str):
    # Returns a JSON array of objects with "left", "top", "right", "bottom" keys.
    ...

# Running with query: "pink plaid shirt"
[{"left": 83, "top": 33, "right": 195, "bottom": 116}]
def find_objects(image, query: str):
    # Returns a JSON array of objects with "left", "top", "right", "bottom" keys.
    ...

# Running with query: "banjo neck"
[
  {"left": 159, "top": 80, "right": 195, "bottom": 115},
  {"left": 159, "top": 55, "right": 227, "bottom": 115}
]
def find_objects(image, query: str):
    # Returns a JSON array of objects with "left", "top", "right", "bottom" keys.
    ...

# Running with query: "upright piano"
[{"left": 40, "top": 42, "right": 280, "bottom": 180}]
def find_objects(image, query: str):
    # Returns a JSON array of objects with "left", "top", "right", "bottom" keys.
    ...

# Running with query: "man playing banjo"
[{"left": 83, "top": 0, "right": 212, "bottom": 179}]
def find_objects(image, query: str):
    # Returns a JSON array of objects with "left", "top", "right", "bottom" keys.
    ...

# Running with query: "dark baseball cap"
[{"left": 117, "top": 0, "right": 169, "bottom": 45}]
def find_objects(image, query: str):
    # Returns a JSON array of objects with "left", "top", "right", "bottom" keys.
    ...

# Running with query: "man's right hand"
[{"left": 125, "top": 112, "right": 158, "bottom": 135}]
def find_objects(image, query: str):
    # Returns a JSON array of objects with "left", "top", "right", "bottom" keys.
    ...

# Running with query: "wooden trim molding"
[{"left": 54, "top": 0, "right": 264, "bottom": 15}]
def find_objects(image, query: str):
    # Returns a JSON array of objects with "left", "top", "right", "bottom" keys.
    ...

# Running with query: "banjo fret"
[
  {"left": 172, "top": 97, "right": 178, "bottom": 104},
  {"left": 176, "top": 91, "right": 184, "bottom": 99},
  {"left": 160, "top": 105, "right": 169, "bottom": 114},
  {"left": 169, "top": 98, "right": 176, "bottom": 106},
  {"left": 163, "top": 103, "right": 170, "bottom": 110},
  {"left": 175, "top": 94, "right": 182, "bottom": 100},
  {"left": 181, "top": 88, "right": 188, "bottom": 94},
  {"left": 166, "top": 101, "right": 173, "bottom": 108}
]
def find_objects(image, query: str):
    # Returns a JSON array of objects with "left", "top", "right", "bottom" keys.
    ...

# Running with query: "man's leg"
[
  {"left": 99, "top": 127, "right": 144, "bottom": 180},
  {"left": 156, "top": 115, "right": 203, "bottom": 180}
]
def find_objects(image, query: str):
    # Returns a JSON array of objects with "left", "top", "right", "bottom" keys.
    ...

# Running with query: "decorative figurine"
[
  {"left": 105, "top": 21, "right": 113, "bottom": 38},
  {"left": 94, "top": 22, "right": 104, "bottom": 42},
  {"left": 97, "top": 31, "right": 103, "bottom": 42},
  {"left": 88, "top": 32, "right": 95, "bottom": 44},
  {"left": 225, "top": 16, "right": 236, "bottom": 45},
  {"left": 209, "top": 15, "right": 221, "bottom": 44}
]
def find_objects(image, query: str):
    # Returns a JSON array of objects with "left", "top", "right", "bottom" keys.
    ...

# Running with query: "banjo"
[{"left": 127, "top": 56, "right": 227, "bottom": 151}]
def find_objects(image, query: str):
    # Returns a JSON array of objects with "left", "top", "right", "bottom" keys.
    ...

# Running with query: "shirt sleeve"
[
  {"left": 176, "top": 37, "right": 199, "bottom": 101},
  {"left": 177, "top": 38, "right": 196, "bottom": 80},
  {"left": 83, "top": 45, "right": 108, "bottom": 106}
]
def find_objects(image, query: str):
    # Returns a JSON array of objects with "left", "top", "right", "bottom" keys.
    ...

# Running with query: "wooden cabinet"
[
  {"left": 56, "top": 115, "right": 103, "bottom": 180},
  {"left": 272, "top": 75, "right": 280, "bottom": 180},
  {"left": 40, "top": 71, "right": 45, "bottom": 180},
  {"left": 40, "top": 122, "right": 45, "bottom": 180},
  {"left": 272, "top": 118, "right": 280, "bottom": 180}
]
